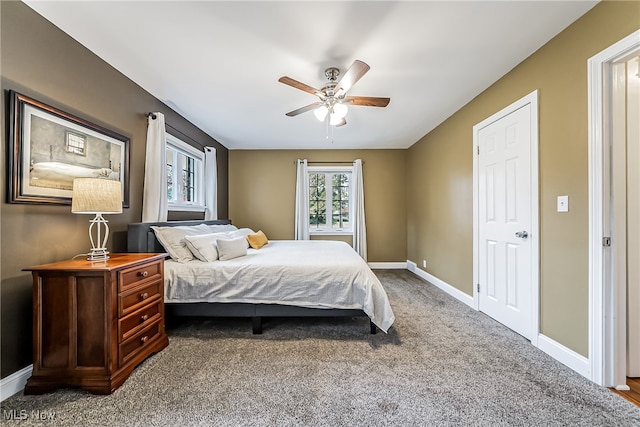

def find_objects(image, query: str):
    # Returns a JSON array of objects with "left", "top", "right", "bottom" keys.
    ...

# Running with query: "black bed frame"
[{"left": 127, "top": 220, "right": 376, "bottom": 334}]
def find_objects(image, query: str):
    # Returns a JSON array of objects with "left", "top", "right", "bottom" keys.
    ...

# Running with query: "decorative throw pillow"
[
  {"left": 247, "top": 230, "right": 268, "bottom": 249},
  {"left": 217, "top": 236, "right": 248, "bottom": 261},
  {"left": 151, "top": 224, "right": 211, "bottom": 263},
  {"left": 184, "top": 232, "right": 231, "bottom": 262}
]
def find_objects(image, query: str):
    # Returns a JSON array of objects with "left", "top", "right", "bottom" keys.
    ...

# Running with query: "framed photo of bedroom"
[{"left": 7, "top": 90, "right": 130, "bottom": 206}]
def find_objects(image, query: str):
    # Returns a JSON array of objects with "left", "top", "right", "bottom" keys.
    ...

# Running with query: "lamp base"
[
  {"left": 86, "top": 213, "right": 111, "bottom": 261},
  {"left": 87, "top": 248, "right": 110, "bottom": 261}
]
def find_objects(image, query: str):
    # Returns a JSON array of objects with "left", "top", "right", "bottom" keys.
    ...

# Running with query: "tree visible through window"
[{"left": 308, "top": 168, "right": 352, "bottom": 233}]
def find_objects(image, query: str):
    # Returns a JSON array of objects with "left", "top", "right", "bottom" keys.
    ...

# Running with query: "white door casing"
[
  {"left": 587, "top": 30, "right": 640, "bottom": 388},
  {"left": 473, "top": 91, "right": 539, "bottom": 343}
]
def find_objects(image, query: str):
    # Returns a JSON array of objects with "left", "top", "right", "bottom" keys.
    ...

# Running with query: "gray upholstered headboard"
[{"left": 127, "top": 220, "right": 233, "bottom": 253}]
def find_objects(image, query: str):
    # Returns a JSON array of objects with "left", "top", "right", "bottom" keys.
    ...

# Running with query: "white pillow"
[
  {"left": 204, "top": 224, "right": 238, "bottom": 233},
  {"left": 184, "top": 232, "right": 231, "bottom": 262},
  {"left": 151, "top": 224, "right": 211, "bottom": 263},
  {"left": 217, "top": 237, "right": 248, "bottom": 261},
  {"left": 227, "top": 228, "right": 255, "bottom": 248}
]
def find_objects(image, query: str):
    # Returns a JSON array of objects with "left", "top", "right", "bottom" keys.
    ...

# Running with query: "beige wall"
[
  {"left": 0, "top": 2, "right": 229, "bottom": 378},
  {"left": 407, "top": 1, "right": 640, "bottom": 357},
  {"left": 229, "top": 150, "right": 407, "bottom": 263}
]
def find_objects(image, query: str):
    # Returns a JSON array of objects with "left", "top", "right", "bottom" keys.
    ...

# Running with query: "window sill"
[
  {"left": 309, "top": 230, "right": 353, "bottom": 236},
  {"left": 168, "top": 205, "right": 206, "bottom": 213}
]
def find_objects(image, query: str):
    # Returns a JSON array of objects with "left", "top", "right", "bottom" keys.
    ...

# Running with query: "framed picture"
[{"left": 7, "top": 90, "right": 130, "bottom": 207}]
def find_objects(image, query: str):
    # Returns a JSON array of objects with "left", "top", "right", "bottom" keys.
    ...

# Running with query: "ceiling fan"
[{"left": 278, "top": 60, "right": 390, "bottom": 127}]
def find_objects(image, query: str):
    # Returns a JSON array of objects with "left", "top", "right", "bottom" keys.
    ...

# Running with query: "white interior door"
[{"left": 477, "top": 102, "right": 534, "bottom": 340}]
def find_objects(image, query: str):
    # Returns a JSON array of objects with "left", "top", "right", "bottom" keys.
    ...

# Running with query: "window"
[
  {"left": 308, "top": 166, "right": 353, "bottom": 234},
  {"left": 65, "top": 131, "right": 86, "bottom": 155},
  {"left": 165, "top": 133, "right": 204, "bottom": 211}
]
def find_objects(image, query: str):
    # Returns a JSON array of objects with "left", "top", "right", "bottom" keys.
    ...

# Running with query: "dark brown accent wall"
[{"left": 0, "top": 1, "right": 228, "bottom": 378}]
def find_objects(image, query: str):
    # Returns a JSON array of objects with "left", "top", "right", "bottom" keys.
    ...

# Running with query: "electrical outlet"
[{"left": 422, "top": 260, "right": 427, "bottom": 268}]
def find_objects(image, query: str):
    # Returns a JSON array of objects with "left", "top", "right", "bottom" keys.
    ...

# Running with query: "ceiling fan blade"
[
  {"left": 335, "top": 118, "right": 347, "bottom": 127},
  {"left": 285, "top": 102, "right": 323, "bottom": 117},
  {"left": 333, "top": 60, "right": 370, "bottom": 96},
  {"left": 278, "top": 76, "right": 322, "bottom": 97},
  {"left": 343, "top": 96, "right": 390, "bottom": 107}
]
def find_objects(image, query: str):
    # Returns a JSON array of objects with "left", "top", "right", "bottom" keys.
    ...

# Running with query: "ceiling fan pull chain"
[{"left": 325, "top": 114, "right": 334, "bottom": 144}]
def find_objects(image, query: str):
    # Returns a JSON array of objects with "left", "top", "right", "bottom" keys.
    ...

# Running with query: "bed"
[
  {"left": 127, "top": 220, "right": 395, "bottom": 335},
  {"left": 30, "top": 161, "right": 119, "bottom": 189}
]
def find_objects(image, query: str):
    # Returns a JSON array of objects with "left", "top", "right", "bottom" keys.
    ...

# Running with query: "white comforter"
[{"left": 164, "top": 240, "right": 395, "bottom": 332}]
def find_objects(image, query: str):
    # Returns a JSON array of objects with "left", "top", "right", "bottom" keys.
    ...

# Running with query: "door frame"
[
  {"left": 473, "top": 90, "right": 540, "bottom": 345},
  {"left": 587, "top": 30, "right": 640, "bottom": 388}
]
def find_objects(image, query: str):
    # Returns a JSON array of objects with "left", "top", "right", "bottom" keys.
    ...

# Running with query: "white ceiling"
[{"left": 23, "top": 1, "right": 598, "bottom": 150}]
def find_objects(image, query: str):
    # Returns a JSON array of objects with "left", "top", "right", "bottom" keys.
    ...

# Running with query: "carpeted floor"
[{"left": 2, "top": 270, "right": 639, "bottom": 426}]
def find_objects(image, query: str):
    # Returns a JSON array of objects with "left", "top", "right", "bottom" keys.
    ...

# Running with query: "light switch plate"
[{"left": 557, "top": 195, "right": 569, "bottom": 212}]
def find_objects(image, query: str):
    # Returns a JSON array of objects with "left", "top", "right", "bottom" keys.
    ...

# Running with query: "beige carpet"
[{"left": 3, "top": 270, "right": 640, "bottom": 426}]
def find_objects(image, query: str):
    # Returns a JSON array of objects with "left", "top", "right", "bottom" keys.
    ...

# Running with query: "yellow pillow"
[{"left": 247, "top": 230, "right": 268, "bottom": 249}]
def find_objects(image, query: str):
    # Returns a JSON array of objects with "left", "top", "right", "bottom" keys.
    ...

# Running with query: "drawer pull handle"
[
  {"left": 140, "top": 292, "right": 149, "bottom": 300},
  {"left": 137, "top": 271, "right": 149, "bottom": 278},
  {"left": 140, "top": 336, "right": 149, "bottom": 344},
  {"left": 140, "top": 314, "right": 149, "bottom": 322}
]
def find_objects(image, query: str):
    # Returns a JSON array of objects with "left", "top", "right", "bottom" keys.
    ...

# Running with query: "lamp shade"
[{"left": 72, "top": 178, "right": 122, "bottom": 214}]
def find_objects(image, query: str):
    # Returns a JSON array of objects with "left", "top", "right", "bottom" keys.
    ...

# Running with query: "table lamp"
[{"left": 72, "top": 178, "right": 123, "bottom": 261}]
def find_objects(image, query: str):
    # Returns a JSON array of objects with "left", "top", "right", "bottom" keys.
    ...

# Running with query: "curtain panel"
[
  {"left": 142, "top": 112, "right": 168, "bottom": 222},
  {"left": 294, "top": 159, "right": 310, "bottom": 240},
  {"left": 352, "top": 159, "right": 367, "bottom": 260},
  {"left": 204, "top": 147, "right": 217, "bottom": 220}
]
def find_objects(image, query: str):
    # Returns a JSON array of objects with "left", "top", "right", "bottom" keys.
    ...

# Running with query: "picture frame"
[{"left": 7, "top": 90, "right": 130, "bottom": 207}]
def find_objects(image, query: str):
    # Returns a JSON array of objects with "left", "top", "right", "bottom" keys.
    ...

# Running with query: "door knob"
[{"left": 515, "top": 231, "right": 528, "bottom": 239}]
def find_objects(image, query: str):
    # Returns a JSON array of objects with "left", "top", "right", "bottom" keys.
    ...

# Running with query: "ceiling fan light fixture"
[
  {"left": 313, "top": 105, "right": 328, "bottom": 122},
  {"left": 329, "top": 112, "right": 346, "bottom": 126},
  {"left": 280, "top": 59, "right": 388, "bottom": 130},
  {"left": 332, "top": 103, "right": 348, "bottom": 120}
]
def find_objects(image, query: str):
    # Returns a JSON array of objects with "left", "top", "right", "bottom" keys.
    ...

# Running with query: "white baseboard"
[
  {"left": 368, "top": 262, "right": 407, "bottom": 270},
  {"left": 537, "top": 334, "right": 591, "bottom": 380},
  {"left": 407, "top": 260, "right": 474, "bottom": 308},
  {"left": 1, "top": 364, "right": 32, "bottom": 402}
]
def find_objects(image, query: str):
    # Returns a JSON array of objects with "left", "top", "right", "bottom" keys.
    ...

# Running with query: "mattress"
[{"left": 163, "top": 240, "right": 395, "bottom": 332}]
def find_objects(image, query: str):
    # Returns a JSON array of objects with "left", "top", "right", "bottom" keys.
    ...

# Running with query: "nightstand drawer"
[
  {"left": 119, "top": 281, "right": 162, "bottom": 317},
  {"left": 119, "top": 300, "right": 162, "bottom": 341},
  {"left": 119, "top": 260, "right": 163, "bottom": 292},
  {"left": 119, "top": 320, "right": 161, "bottom": 366}
]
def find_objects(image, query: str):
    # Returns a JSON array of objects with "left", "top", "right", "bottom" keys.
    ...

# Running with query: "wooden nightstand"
[{"left": 23, "top": 253, "right": 169, "bottom": 395}]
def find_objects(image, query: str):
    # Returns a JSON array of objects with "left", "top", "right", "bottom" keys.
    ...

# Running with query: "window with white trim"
[
  {"left": 308, "top": 166, "right": 353, "bottom": 234},
  {"left": 165, "top": 133, "right": 205, "bottom": 211}
]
